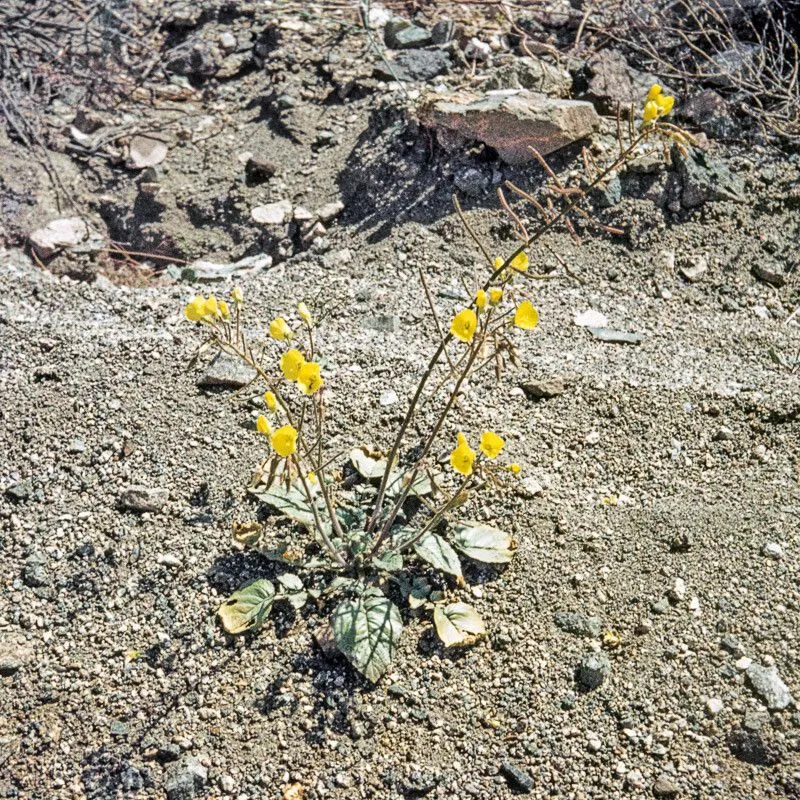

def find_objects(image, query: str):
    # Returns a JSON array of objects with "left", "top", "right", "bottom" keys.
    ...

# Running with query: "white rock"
[
  {"left": 735, "top": 656, "right": 753, "bottom": 671},
  {"left": 127, "top": 135, "right": 168, "bottom": 169},
  {"left": 157, "top": 553, "right": 182, "bottom": 568},
  {"left": 574, "top": 309, "right": 609, "bottom": 328},
  {"left": 314, "top": 200, "right": 345, "bottom": 222},
  {"left": 29, "top": 218, "right": 89, "bottom": 257},
  {"left": 294, "top": 206, "right": 314, "bottom": 222},
  {"left": 626, "top": 770, "right": 646, "bottom": 790},
  {"left": 251, "top": 199, "right": 292, "bottom": 225},
  {"left": 706, "top": 697, "right": 724, "bottom": 716},
  {"left": 585, "top": 430, "right": 600, "bottom": 445},
  {"left": 669, "top": 577, "right": 687, "bottom": 603},
  {"left": 464, "top": 37, "right": 492, "bottom": 61},
  {"left": 762, "top": 542, "right": 784, "bottom": 560},
  {"left": 379, "top": 389, "right": 399, "bottom": 407}
]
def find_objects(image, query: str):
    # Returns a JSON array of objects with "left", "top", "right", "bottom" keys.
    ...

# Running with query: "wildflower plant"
[{"left": 182, "top": 86, "right": 687, "bottom": 682}]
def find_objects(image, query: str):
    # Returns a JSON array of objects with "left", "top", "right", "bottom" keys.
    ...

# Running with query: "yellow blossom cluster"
[
  {"left": 642, "top": 84, "right": 675, "bottom": 126},
  {"left": 256, "top": 414, "right": 298, "bottom": 458},
  {"left": 449, "top": 430, "right": 507, "bottom": 476},
  {"left": 184, "top": 294, "right": 230, "bottom": 323},
  {"left": 277, "top": 347, "right": 323, "bottom": 395}
]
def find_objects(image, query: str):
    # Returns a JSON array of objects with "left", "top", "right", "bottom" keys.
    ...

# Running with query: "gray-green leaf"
[
  {"left": 372, "top": 550, "right": 403, "bottom": 573},
  {"left": 249, "top": 483, "right": 322, "bottom": 531},
  {"left": 453, "top": 521, "right": 515, "bottom": 564},
  {"left": 433, "top": 602, "right": 486, "bottom": 647},
  {"left": 386, "top": 469, "right": 433, "bottom": 499},
  {"left": 217, "top": 579, "right": 275, "bottom": 634},
  {"left": 413, "top": 532, "right": 463, "bottom": 579},
  {"left": 331, "top": 588, "right": 403, "bottom": 682},
  {"left": 276, "top": 573, "right": 308, "bottom": 610}
]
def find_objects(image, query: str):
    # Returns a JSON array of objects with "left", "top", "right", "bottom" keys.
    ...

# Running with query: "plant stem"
[
  {"left": 292, "top": 454, "right": 347, "bottom": 567},
  {"left": 364, "top": 132, "right": 649, "bottom": 538}
]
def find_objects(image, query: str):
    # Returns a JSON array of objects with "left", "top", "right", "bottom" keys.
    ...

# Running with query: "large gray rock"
[
  {"left": 671, "top": 145, "right": 746, "bottom": 209},
  {"left": 576, "top": 652, "right": 610, "bottom": 690},
  {"left": 164, "top": 755, "right": 207, "bottom": 800},
  {"left": 419, "top": 89, "right": 599, "bottom": 164},
  {"left": 197, "top": 352, "right": 257, "bottom": 389},
  {"left": 746, "top": 663, "right": 794, "bottom": 710},
  {"left": 554, "top": 611, "right": 601, "bottom": 638},
  {"left": 29, "top": 218, "right": 89, "bottom": 258},
  {"left": 484, "top": 56, "right": 572, "bottom": 97},
  {"left": 384, "top": 20, "right": 432, "bottom": 49},
  {"left": 583, "top": 50, "right": 658, "bottom": 113}
]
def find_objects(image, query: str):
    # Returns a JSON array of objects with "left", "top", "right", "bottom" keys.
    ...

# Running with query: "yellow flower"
[
  {"left": 271, "top": 425, "right": 298, "bottom": 458},
  {"left": 307, "top": 471, "right": 317, "bottom": 484},
  {"left": 204, "top": 295, "right": 220, "bottom": 318},
  {"left": 493, "top": 256, "right": 504, "bottom": 270},
  {"left": 450, "top": 433, "right": 476, "bottom": 476},
  {"left": 642, "top": 100, "right": 659, "bottom": 125},
  {"left": 508, "top": 463, "right": 522, "bottom": 475},
  {"left": 280, "top": 349, "right": 305, "bottom": 380},
  {"left": 184, "top": 295, "right": 207, "bottom": 322},
  {"left": 480, "top": 431, "right": 505, "bottom": 459},
  {"left": 450, "top": 308, "right": 477, "bottom": 343},
  {"left": 510, "top": 252, "right": 529, "bottom": 273},
  {"left": 647, "top": 84, "right": 662, "bottom": 102},
  {"left": 219, "top": 300, "right": 230, "bottom": 320},
  {"left": 231, "top": 287, "right": 244, "bottom": 305},
  {"left": 296, "top": 361, "right": 323, "bottom": 395},
  {"left": 269, "top": 317, "right": 292, "bottom": 341},
  {"left": 256, "top": 415, "right": 272, "bottom": 436},
  {"left": 475, "top": 289, "right": 487, "bottom": 310},
  {"left": 297, "top": 302, "right": 313, "bottom": 326},
  {"left": 654, "top": 93, "right": 674, "bottom": 116},
  {"left": 263, "top": 390, "right": 277, "bottom": 410},
  {"left": 514, "top": 300, "right": 539, "bottom": 330},
  {"left": 489, "top": 288, "right": 503, "bottom": 305}
]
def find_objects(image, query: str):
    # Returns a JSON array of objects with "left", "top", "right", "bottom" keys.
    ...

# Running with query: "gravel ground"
[{"left": 1, "top": 2, "right": 800, "bottom": 799}]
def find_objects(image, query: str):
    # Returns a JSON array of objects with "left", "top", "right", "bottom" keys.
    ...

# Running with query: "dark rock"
[
  {"left": 727, "top": 728, "right": 781, "bottom": 766},
  {"left": 110, "top": 720, "right": 129, "bottom": 738},
  {"left": 719, "top": 634, "right": 745, "bottom": 658},
  {"left": 164, "top": 756, "right": 207, "bottom": 800},
  {"left": 5, "top": 481, "right": 32, "bottom": 502},
  {"left": 166, "top": 41, "right": 220, "bottom": 79},
  {"left": 554, "top": 611, "right": 601, "bottom": 638},
  {"left": 521, "top": 375, "right": 565, "bottom": 399},
  {"left": 708, "top": 45, "right": 759, "bottom": 88},
  {"left": 23, "top": 561, "right": 49, "bottom": 588},
  {"left": 245, "top": 155, "right": 277, "bottom": 184},
  {"left": 485, "top": 57, "right": 572, "bottom": 97},
  {"left": 669, "top": 531, "right": 693, "bottom": 553},
  {"left": 453, "top": 166, "right": 489, "bottom": 197},
  {"left": 500, "top": 761, "right": 533, "bottom": 793},
  {"left": 431, "top": 19, "right": 454, "bottom": 44},
  {"left": 377, "top": 49, "right": 451, "bottom": 82},
  {"left": 752, "top": 261, "right": 786, "bottom": 287},
  {"left": 156, "top": 744, "right": 182, "bottom": 764},
  {"left": 681, "top": 90, "right": 738, "bottom": 139},
  {"left": 118, "top": 486, "right": 169, "bottom": 514},
  {"left": 671, "top": 146, "right": 746, "bottom": 208},
  {"left": 583, "top": 50, "right": 658, "bottom": 113},
  {"left": 384, "top": 20, "right": 432, "bottom": 49},
  {"left": 402, "top": 772, "right": 438, "bottom": 796},
  {"left": 593, "top": 175, "right": 622, "bottom": 207},
  {"left": 576, "top": 652, "right": 610, "bottom": 691}
]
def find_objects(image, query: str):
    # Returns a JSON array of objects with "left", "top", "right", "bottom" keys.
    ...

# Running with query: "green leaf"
[
  {"left": 250, "top": 483, "right": 331, "bottom": 534},
  {"left": 453, "top": 521, "right": 515, "bottom": 564},
  {"left": 336, "top": 505, "right": 366, "bottom": 533},
  {"left": 433, "top": 602, "right": 486, "bottom": 647},
  {"left": 331, "top": 588, "right": 403, "bottom": 682},
  {"left": 372, "top": 550, "right": 403, "bottom": 573},
  {"left": 408, "top": 576, "right": 432, "bottom": 609},
  {"left": 413, "top": 532, "right": 463, "bottom": 578},
  {"left": 386, "top": 469, "right": 433, "bottom": 499},
  {"left": 276, "top": 573, "right": 308, "bottom": 610},
  {"left": 217, "top": 580, "right": 275, "bottom": 634},
  {"left": 350, "top": 447, "right": 388, "bottom": 480}
]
